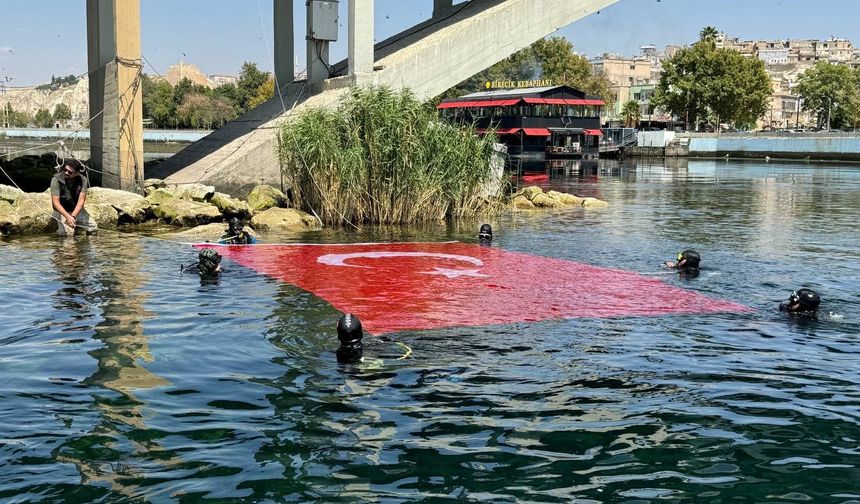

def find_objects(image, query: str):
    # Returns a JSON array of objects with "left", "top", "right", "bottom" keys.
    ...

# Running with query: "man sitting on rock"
[
  {"left": 50, "top": 159, "right": 97, "bottom": 236},
  {"left": 219, "top": 217, "right": 256, "bottom": 244}
]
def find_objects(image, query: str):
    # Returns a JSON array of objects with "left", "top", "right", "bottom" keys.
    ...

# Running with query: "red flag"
[{"left": 199, "top": 242, "right": 749, "bottom": 334}]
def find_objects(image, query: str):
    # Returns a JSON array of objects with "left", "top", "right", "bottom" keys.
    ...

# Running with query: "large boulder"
[
  {"left": 146, "top": 188, "right": 177, "bottom": 206},
  {"left": 0, "top": 154, "right": 57, "bottom": 192},
  {"left": 581, "top": 197, "right": 609, "bottom": 208},
  {"left": 531, "top": 193, "right": 562, "bottom": 208},
  {"left": 251, "top": 207, "right": 320, "bottom": 232},
  {"left": 517, "top": 186, "right": 544, "bottom": 200},
  {"left": 547, "top": 190, "right": 584, "bottom": 207},
  {"left": 153, "top": 198, "right": 222, "bottom": 226},
  {"left": 166, "top": 222, "right": 260, "bottom": 242},
  {"left": 0, "top": 184, "right": 24, "bottom": 204},
  {"left": 86, "top": 203, "right": 119, "bottom": 229},
  {"left": 210, "top": 192, "right": 250, "bottom": 217},
  {"left": 171, "top": 183, "right": 215, "bottom": 202},
  {"left": 247, "top": 185, "right": 288, "bottom": 213},
  {"left": 511, "top": 195, "right": 535, "bottom": 209},
  {"left": 86, "top": 187, "right": 152, "bottom": 223},
  {"left": 9, "top": 193, "right": 55, "bottom": 234}
]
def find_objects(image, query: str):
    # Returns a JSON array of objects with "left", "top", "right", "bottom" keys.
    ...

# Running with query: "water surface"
[{"left": 2, "top": 159, "right": 859, "bottom": 502}]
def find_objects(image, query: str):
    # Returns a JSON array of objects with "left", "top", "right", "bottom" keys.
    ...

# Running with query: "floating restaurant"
[{"left": 437, "top": 84, "right": 605, "bottom": 161}]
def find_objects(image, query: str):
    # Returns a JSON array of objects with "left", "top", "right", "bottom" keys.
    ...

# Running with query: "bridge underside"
[{"left": 155, "top": 0, "right": 618, "bottom": 196}]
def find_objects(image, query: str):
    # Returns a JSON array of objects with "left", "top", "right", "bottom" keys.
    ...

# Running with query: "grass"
[{"left": 278, "top": 86, "right": 504, "bottom": 226}]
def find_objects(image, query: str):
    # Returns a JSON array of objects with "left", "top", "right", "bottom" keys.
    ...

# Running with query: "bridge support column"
[
  {"left": 348, "top": 0, "right": 374, "bottom": 76},
  {"left": 86, "top": 0, "right": 144, "bottom": 193},
  {"left": 433, "top": 0, "right": 453, "bottom": 18},
  {"left": 273, "top": 0, "right": 295, "bottom": 87}
]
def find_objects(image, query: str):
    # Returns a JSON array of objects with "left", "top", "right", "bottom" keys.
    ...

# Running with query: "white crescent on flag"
[{"left": 317, "top": 251, "right": 489, "bottom": 278}]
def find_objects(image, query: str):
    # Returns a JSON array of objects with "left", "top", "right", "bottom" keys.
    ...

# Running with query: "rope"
[{"left": 393, "top": 341, "right": 413, "bottom": 360}]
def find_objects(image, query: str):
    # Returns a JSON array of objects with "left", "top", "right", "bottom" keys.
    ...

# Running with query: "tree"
[
  {"left": 438, "top": 37, "right": 614, "bottom": 106},
  {"left": 796, "top": 62, "right": 860, "bottom": 129},
  {"left": 142, "top": 74, "right": 177, "bottom": 128},
  {"left": 3, "top": 104, "right": 32, "bottom": 127},
  {"left": 651, "top": 36, "right": 771, "bottom": 130},
  {"left": 237, "top": 62, "right": 270, "bottom": 109},
  {"left": 620, "top": 100, "right": 642, "bottom": 127},
  {"left": 247, "top": 78, "right": 275, "bottom": 109},
  {"left": 53, "top": 103, "right": 72, "bottom": 124},
  {"left": 699, "top": 26, "right": 719, "bottom": 45},
  {"left": 34, "top": 108, "right": 54, "bottom": 128}
]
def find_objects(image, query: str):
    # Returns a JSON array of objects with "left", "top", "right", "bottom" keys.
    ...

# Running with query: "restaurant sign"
[{"left": 484, "top": 79, "right": 553, "bottom": 90}]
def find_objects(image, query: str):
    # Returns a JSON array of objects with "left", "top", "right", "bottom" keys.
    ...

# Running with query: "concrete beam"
[
  {"left": 273, "top": 0, "right": 295, "bottom": 86},
  {"left": 433, "top": 0, "right": 453, "bottom": 18},
  {"left": 86, "top": 0, "right": 144, "bottom": 193},
  {"left": 348, "top": 0, "right": 374, "bottom": 75}
]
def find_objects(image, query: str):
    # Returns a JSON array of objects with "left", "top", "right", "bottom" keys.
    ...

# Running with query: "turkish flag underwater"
[{"left": 199, "top": 242, "right": 750, "bottom": 335}]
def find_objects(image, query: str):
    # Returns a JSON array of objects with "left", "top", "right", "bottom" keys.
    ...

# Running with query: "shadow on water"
[{"left": 1, "top": 158, "right": 860, "bottom": 502}]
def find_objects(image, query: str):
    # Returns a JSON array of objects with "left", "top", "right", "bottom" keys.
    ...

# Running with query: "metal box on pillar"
[{"left": 309, "top": 0, "right": 339, "bottom": 41}]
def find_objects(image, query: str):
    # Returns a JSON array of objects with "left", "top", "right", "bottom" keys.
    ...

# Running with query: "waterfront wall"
[
  {"left": 687, "top": 135, "right": 860, "bottom": 161},
  {"left": 0, "top": 127, "right": 212, "bottom": 143}
]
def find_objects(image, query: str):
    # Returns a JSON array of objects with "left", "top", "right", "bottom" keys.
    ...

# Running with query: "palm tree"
[
  {"left": 699, "top": 26, "right": 719, "bottom": 45},
  {"left": 620, "top": 100, "right": 642, "bottom": 128}
]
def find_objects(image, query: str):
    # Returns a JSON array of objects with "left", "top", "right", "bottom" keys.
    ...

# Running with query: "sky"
[{"left": 1, "top": 0, "right": 859, "bottom": 87}]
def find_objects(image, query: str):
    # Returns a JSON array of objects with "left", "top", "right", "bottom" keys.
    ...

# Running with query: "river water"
[{"left": 1, "top": 159, "right": 859, "bottom": 502}]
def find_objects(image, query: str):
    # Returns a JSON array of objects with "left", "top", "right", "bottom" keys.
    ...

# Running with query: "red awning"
[
  {"left": 437, "top": 99, "right": 520, "bottom": 109},
  {"left": 522, "top": 97, "right": 605, "bottom": 106},
  {"left": 523, "top": 128, "right": 550, "bottom": 136},
  {"left": 584, "top": 129, "right": 604, "bottom": 136}
]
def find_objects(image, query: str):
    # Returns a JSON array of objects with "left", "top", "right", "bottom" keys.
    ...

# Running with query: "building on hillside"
[
  {"left": 437, "top": 85, "right": 604, "bottom": 161},
  {"left": 209, "top": 74, "right": 238, "bottom": 87},
  {"left": 165, "top": 62, "right": 213, "bottom": 88}
]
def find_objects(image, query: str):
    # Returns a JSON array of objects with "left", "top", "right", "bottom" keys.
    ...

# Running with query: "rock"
[
  {"left": 210, "top": 192, "right": 250, "bottom": 217},
  {"left": 247, "top": 185, "right": 288, "bottom": 213},
  {"left": 171, "top": 183, "right": 215, "bottom": 202},
  {"left": 0, "top": 200, "right": 16, "bottom": 234},
  {"left": 251, "top": 207, "right": 320, "bottom": 231},
  {"left": 581, "top": 197, "right": 609, "bottom": 208},
  {"left": 146, "top": 188, "right": 176, "bottom": 206},
  {"left": 153, "top": 198, "right": 222, "bottom": 226},
  {"left": 0, "top": 184, "right": 24, "bottom": 204},
  {"left": 86, "top": 203, "right": 119, "bottom": 229},
  {"left": 9, "top": 193, "right": 54, "bottom": 234},
  {"left": 166, "top": 222, "right": 260, "bottom": 242},
  {"left": 547, "top": 190, "right": 584, "bottom": 207},
  {"left": 143, "top": 178, "right": 166, "bottom": 196},
  {"left": 511, "top": 195, "right": 535, "bottom": 209},
  {"left": 86, "top": 187, "right": 152, "bottom": 223},
  {"left": 0, "top": 154, "right": 58, "bottom": 192},
  {"left": 531, "top": 193, "right": 562, "bottom": 208},
  {"left": 518, "top": 186, "right": 544, "bottom": 201}
]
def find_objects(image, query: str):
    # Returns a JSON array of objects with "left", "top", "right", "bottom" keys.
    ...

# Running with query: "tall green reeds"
[{"left": 278, "top": 86, "right": 503, "bottom": 226}]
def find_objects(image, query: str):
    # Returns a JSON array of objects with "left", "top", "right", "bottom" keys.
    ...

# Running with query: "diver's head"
[
  {"left": 478, "top": 223, "right": 493, "bottom": 245},
  {"left": 227, "top": 217, "right": 244, "bottom": 236},
  {"left": 336, "top": 313, "right": 363, "bottom": 364},
  {"left": 780, "top": 288, "right": 820, "bottom": 314},
  {"left": 197, "top": 248, "right": 222, "bottom": 276},
  {"left": 676, "top": 250, "right": 701, "bottom": 270}
]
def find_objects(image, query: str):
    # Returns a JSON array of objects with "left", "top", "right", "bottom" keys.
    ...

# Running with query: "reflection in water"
[{"left": 2, "top": 160, "right": 860, "bottom": 501}]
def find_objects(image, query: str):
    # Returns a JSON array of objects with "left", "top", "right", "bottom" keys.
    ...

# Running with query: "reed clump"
[{"left": 278, "top": 86, "right": 503, "bottom": 226}]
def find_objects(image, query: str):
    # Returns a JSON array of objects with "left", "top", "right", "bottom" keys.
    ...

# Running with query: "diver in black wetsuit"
[
  {"left": 779, "top": 288, "right": 821, "bottom": 318},
  {"left": 664, "top": 249, "right": 701, "bottom": 278},
  {"left": 478, "top": 223, "right": 493, "bottom": 246},
  {"left": 219, "top": 217, "right": 256, "bottom": 245},
  {"left": 336, "top": 314, "right": 364, "bottom": 364},
  {"left": 181, "top": 248, "right": 222, "bottom": 277}
]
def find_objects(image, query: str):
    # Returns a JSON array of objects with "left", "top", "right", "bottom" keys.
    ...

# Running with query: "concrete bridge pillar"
[
  {"left": 273, "top": 0, "right": 295, "bottom": 87},
  {"left": 348, "top": 0, "right": 374, "bottom": 76},
  {"left": 433, "top": 0, "right": 453, "bottom": 18},
  {"left": 86, "top": 0, "right": 144, "bottom": 193}
]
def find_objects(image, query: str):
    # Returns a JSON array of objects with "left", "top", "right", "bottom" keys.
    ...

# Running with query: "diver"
[
  {"left": 181, "top": 248, "right": 222, "bottom": 277},
  {"left": 664, "top": 249, "right": 701, "bottom": 278},
  {"left": 779, "top": 288, "right": 821, "bottom": 318},
  {"left": 336, "top": 313, "right": 364, "bottom": 364},
  {"left": 478, "top": 223, "right": 493, "bottom": 246},
  {"left": 219, "top": 217, "right": 256, "bottom": 245}
]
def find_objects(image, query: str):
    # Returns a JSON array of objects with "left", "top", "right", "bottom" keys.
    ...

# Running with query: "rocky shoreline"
[{"left": 0, "top": 180, "right": 607, "bottom": 238}]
